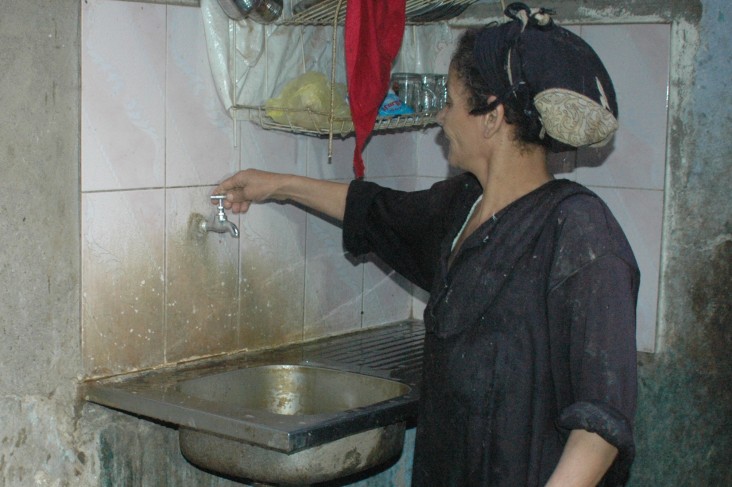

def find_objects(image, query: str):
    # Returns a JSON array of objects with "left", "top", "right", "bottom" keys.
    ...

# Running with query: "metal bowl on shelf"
[{"left": 216, "top": 0, "right": 283, "bottom": 23}]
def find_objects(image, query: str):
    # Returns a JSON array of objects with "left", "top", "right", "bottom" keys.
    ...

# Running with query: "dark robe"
[{"left": 343, "top": 173, "right": 638, "bottom": 486}]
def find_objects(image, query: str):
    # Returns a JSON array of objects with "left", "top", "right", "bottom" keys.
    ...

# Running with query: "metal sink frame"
[{"left": 83, "top": 321, "right": 424, "bottom": 454}]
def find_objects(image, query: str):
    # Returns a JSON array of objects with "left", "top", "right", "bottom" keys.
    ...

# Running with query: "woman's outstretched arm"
[{"left": 213, "top": 169, "right": 349, "bottom": 222}]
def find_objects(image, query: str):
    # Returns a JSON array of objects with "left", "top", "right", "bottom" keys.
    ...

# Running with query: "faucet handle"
[
  {"left": 210, "top": 194, "right": 226, "bottom": 208},
  {"left": 203, "top": 194, "right": 239, "bottom": 237}
]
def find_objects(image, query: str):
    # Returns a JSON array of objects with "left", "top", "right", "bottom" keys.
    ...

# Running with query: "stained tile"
[
  {"left": 576, "top": 24, "right": 670, "bottom": 190},
  {"left": 548, "top": 151, "right": 577, "bottom": 179},
  {"left": 166, "top": 5, "right": 237, "bottom": 187},
  {"left": 590, "top": 186, "right": 663, "bottom": 353},
  {"left": 82, "top": 190, "right": 165, "bottom": 377},
  {"left": 165, "top": 187, "right": 239, "bottom": 363},
  {"left": 239, "top": 123, "right": 301, "bottom": 175},
  {"left": 560, "top": 24, "right": 582, "bottom": 36},
  {"left": 304, "top": 214, "right": 363, "bottom": 340},
  {"left": 412, "top": 288, "right": 430, "bottom": 322},
  {"left": 81, "top": 0, "right": 166, "bottom": 191},
  {"left": 365, "top": 132, "right": 418, "bottom": 178},
  {"left": 415, "top": 176, "right": 445, "bottom": 191},
  {"left": 239, "top": 202, "right": 307, "bottom": 350},
  {"left": 306, "top": 135, "right": 359, "bottom": 181},
  {"left": 361, "top": 177, "right": 417, "bottom": 327},
  {"left": 393, "top": 23, "right": 458, "bottom": 74},
  {"left": 416, "top": 127, "right": 451, "bottom": 178},
  {"left": 233, "top": 114, "right": 307, "bottom": 350}
]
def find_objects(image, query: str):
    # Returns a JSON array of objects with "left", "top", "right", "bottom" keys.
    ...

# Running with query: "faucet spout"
[
  {"left": 208, "top": 219, "right": 239, "bottom": 237},
  {"left": 205, "top": 195, "right": 240, "bottom": 238}
]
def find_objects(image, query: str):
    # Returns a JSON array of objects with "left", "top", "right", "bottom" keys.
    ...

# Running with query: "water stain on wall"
[
  {"left": 238, "top": 239, "right": 306, "bottom": 351},
  {"left": 683, "top": 239, "right": 732, "bottom": 456},
  {"left": 166, "top": 217, "right": 239, "bottom": 363},
  {"left": 82, "top": 250, "right": 165, "bottom": 378}
]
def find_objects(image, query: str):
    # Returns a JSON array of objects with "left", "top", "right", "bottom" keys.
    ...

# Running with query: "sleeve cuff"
[
  {"left": 558, "top": 400, "right": 635, "bottom": 485},
  {"left": 342, "top": 180, "right": 385, "bottom": 257}
]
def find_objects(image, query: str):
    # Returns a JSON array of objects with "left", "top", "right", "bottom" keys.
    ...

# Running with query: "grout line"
[
  {"left": 582, "top": 184, "right": 665, "bottom": 192},
  {"left": 237, "top": 115, "right": 243, "bottom": 350},
  {"left": 162, "top": 3, "right": 169, "bottom": 365},
  {"left": 82, "top": 183, "right": 225, "bottom": 194},
  {"left": 301, "top": 139, "right": 310, "bottom": 343},
  {"left": 359, "top": 256, "right": 366, "bottom": 330}
]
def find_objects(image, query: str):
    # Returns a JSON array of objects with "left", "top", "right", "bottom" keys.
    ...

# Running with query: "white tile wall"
[
  {"left": 577, "top": 24, "right": 670, "bottom": 352},
  {"left": 576, "top": 24, "right": 670, "bottom": 191},
  {"left": 82, "top": 189, "right": 165, "bottom": 375},
  {"left": 303, "top": 213, "right": 364, "bottom": 339},
  {"left": 237, "top": 124, "right": 307, "bottom": 349},
  {"left": 166, "top": 5, "right": 238, "bottom": 187},
  {"left": 81, "top": 0, "right": 670, "bottom": 376},
  {"left": 590, "top": 187, "right": 664, "bottom": 352},
  {"left": 165, "top": 186, "right": 239, "bottom": 362},
  {"left": 361, "top": 177, "right": 418, "bottom": 328},
  {"left": 81, "top": 0, "right": 166, "bottom": 192}
]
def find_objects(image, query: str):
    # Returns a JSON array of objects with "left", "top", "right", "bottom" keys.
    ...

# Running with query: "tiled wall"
[
  {"left": 563, "top": 24, "right": 669, "bottom": 353},
  {"left": 81, "top": 0, "right": 416, "bottom": 377},
  {"left": 81, "top": 0, "right": 669, "bottom": 377}
]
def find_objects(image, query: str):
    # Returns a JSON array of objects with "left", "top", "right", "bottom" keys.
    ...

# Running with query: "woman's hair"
[{"left": 450, "top": 27, "right": 551, "bottom": 150}]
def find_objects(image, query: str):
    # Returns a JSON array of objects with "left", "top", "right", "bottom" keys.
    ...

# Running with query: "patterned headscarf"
[{"left": 473, "top": 3, "right": 618, "bottom": 148}]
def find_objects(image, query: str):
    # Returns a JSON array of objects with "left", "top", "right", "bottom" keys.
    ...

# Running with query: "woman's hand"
[
  {"left": 212, "top": 169, "right": 288, "bottom": 214},
  {"left": 212, "top": 169, "right": 350, "bottom": 222}
]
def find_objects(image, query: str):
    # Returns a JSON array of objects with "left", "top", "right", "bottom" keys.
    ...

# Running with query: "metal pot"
[
  {"left": 216, "top": 0, "right": 282, "bottom": 24},
  {"left": 250, "top": 0, "right": 283, "bottom": 23}
]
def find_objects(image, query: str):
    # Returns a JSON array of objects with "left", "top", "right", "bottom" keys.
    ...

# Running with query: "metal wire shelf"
[
  {"left": 227, "top": 0, "right": 461, "bottom": 145},
  {"left": 280, "top": 0, "right": 479, "bottom": 26},
  {"left": 232, "top": 104, "right": 438, "bottom": 138}
]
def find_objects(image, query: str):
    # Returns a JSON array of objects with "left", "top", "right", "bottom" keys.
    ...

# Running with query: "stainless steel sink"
[
  {"left": 84, "top": 322, "right": 425, "bottom": 486},
  {"left": 177, "top": 364, "right": 411, "bottom": 485}
]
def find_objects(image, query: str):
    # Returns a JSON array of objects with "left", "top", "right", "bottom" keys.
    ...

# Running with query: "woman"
[{"left": 214, "top": 5, "right": 638, "bottom": 486}]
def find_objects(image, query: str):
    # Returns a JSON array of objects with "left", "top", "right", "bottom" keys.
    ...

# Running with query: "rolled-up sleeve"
[{"left": 549, "top": 253, "right": 639, "bottom": 485}]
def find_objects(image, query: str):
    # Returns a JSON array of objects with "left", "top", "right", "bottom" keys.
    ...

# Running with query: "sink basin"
[{"left": 177, "top": 364, "right": 411, "bottom": 485}]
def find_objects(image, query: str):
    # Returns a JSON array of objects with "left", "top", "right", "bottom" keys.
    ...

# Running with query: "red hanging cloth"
[{"left": 345, "top": 0, "right": 406, "bottom": 179}]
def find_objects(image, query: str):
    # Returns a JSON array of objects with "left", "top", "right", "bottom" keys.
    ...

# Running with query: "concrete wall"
[
  {"left": 631, "top": 0, "right": 732, "bottom": 483},
  {"left": 0, "top": 0, "right": 729, "bottom": 486},
  {"left": 0, "top": 0, "right": 85, "bottom": 484}
]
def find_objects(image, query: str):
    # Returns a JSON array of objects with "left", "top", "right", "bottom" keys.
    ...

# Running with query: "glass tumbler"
[
  {"left": 420, "top": 74, "right": 437, "bottom": 114},
  {"left": 433, "top": 74, "right": 448, "bottom": 111},
  {"left": 390, "top": 73, "right": 422, "bottom": 112}
]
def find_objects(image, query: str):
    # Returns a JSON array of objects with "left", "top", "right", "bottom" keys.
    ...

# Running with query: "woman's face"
[{"left": 435, "top": 69, "right": 486, "bottom": 170}]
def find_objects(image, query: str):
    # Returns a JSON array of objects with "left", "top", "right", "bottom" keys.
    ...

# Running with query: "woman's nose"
[{"left": 435, "top": 106, "right": 446, "bottom": 126}]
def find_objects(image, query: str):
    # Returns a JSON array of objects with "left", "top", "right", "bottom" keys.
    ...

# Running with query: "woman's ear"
[{"left": 482, "top": 101, "right": 504, "bottom": 138}]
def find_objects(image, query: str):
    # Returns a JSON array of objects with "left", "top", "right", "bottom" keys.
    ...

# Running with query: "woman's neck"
[{"left": 473, "top": 144, "right": 552, "bottom": 223}]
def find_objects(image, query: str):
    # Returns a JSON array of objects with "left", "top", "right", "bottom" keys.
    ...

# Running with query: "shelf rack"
[
  {"left": 280, "top": 0, "right": 480, "bottom": 26},
  {"left": 232, "top": 104, "right": 438, "bottom": 137},
  {"left": 229, "top": 0, "right": 473, "bottom": 138}
]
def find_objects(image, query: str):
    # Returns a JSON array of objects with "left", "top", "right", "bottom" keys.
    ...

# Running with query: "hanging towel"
[{"left": 345, "top": 0, "right": 406, "bottom": 178}]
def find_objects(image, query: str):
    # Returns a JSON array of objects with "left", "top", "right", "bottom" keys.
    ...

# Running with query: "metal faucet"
[{"left": 202, "top": 195, "right": 239, "bottom": 238}]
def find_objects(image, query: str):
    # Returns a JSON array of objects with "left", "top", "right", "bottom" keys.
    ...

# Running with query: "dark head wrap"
[{"left": 473, "top": 3, "right": 618, "bottom": 148}]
